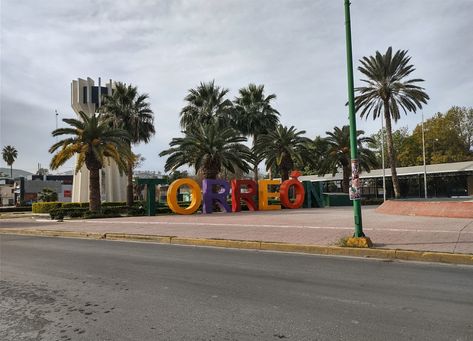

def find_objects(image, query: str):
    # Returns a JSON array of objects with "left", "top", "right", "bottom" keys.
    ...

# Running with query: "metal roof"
[{"left": 299, "top": 160, "right": 473, "bottom": 182}]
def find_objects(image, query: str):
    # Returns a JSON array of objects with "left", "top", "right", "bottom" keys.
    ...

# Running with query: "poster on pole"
[{"left": 349, "top": 159, "right": 361, "bottom": 200}]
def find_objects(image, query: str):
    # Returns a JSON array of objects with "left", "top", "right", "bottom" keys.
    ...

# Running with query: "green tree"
[
  {"left": 49, "top": 112, "right": 131, "bottom": 212},
  {"left": 369, "top": 127, "right": 410, "bottom": 167},
  {"left": 179, "top": 81, "right": 233, "bottom": 130},
  {"left": 101, "top": 82, "right": 155, "bottom": 207},
  {"left": 355, "top": 47, "right": 429, "bottom": 198},
  {"left": 38, "top": 188, "right": 58, "bottom": 202},
  {"left": 233, "top": 84, "right": 280, "bottom": 181},
  {"left": 36, "top": 168, "right": 49, "bottom": 176},
  {"left": 398, "top": 111, "right": 473, "bottom": 166},
  {"left": 319, "top": 126, "right": 378, "bottom": 193},
  {"left": 159, "top": 123, "right": 252, "bottom": 179},
  {"left": 2, "top": 145, "right": 18, "bottom": 178},
  {"left": 254, "top": 125, "right": 314, "bottom": 181}
]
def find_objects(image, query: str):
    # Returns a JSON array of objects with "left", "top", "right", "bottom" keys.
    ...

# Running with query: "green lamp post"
[{"left": 344, "top": 0, "right": 364, "bottom": 238}]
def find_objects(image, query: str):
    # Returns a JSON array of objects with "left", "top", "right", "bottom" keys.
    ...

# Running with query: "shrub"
[
  {"left": 61, "top": 202, "right": 82, "bottom": 209},
  {"left": 0, "top": 206, "right": 32, "bottom": 213},
  {"left": 32, "top": 202, "right": 62, "bottom": 213},
  {"left": 102, "top": 202, "right": 127, "bottom": 207},
  {"left": 50, "top": 207, "right": 87, "bottom": 219}
]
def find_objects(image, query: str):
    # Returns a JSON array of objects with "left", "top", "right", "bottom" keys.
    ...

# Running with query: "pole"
[
  {"left": 344, "top": 0, "right": 364, "bottom": 237},
  {"left": 55, "top": 110, "right": 59, "bottom": 142},
  {"left": 380, "top": 118, "right": 386, "bottom": 200},
  {"left": 421, "top": 111, "right": 427, "bottom": 198}
]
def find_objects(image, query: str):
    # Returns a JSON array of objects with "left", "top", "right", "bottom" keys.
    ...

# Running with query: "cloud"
[{"left": 1, "top": 0, "right": 472, "bottom": 173}]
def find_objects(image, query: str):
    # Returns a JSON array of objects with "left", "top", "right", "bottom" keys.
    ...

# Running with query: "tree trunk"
[
  {"left": 126, "top": 160, "right": 134, "bottom": 207},
  {"left": 384, "top": 103, "right": 401, "bottom": 198},
  {"left": 342, "top": 164, "right": 350, "bottom": 193},
  {"left": 281, "top": 168, "right": 290, "bottom": 182},
  {"left": 253, "top": 133, "right": 259, "bottom": 182},
  {"left": 89, "top": 167, "right": 101, "bottom": 212},
  {"left": 10, "top": 164, "right": 13, "bottom": 178}
]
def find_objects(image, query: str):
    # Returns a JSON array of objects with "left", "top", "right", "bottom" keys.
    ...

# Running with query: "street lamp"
[
  {"left": 421, "top": 111, "right": 427, "bottom": 198},
  {"left": 344, "top": 0, "right": 364, "bottom": 238}
]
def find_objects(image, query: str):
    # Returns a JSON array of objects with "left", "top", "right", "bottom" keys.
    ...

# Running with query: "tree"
[
  {"left": 49, "top": 112, "right": 131, "bottom": 212},
  {"left": 446, "top": 106, "right": 473, "bottom": 150},
  {"left": 165, "top": 170, "right": 189, "bottom": 183},
  {"left": 319, "top": 126, "right": 378, "bottom": 193},
  {"left": 101, "top": 82, "right": 155, "bottom": 207},
  {"left": 179, "top": 81, "right": 234, "bottom": 130},
  {"left": 254, "top": 125, "right": 314, "bottom": 181},
  {"left": 159, "top": 123, "right": 252, "bottom": 179},
  {"left": 233, "top": 84, "right": 280, "bottom": 181},
  {"left": 2, "top": 145, "right": 18, "bottom": 178},
  {"left": 38, "top": 188, "right": 58, "bottom": 202},
  {"left": 355, "top": 47, "right": 429, "bottom": 198},
  {"left": 369, "top": 127, "right": 410, "bottom": 167},
  {"left": 398, "top": 111, "right": 473, "bottom": 166},
  {"left": 36, "top": 168, "right": 49, "bottom": 176}
]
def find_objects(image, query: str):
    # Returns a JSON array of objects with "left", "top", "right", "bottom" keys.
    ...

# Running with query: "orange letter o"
[{"left": 167, "top": 178, "right": 202, "bottom": 215}]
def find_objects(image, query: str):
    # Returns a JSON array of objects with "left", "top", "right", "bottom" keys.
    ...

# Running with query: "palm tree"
[
  {"left": 101, "top": 82, "right": 155, "bottom": 207},
  {"left": 49, "top": 111, "right": 131, "bottom": 212},
  {"left": 180, "top": 81, "right": 234, "bottom": 130},
  {"left": 159, "top": 123, "right": 252, "bottom": 179},
  {"left": 233, "top": 84, "right": 280, "bottom": 181},
  {"left": 319, "top": 126, "right": 379, "bottom": 193},
  {"left": 355, "top": 47, "right": 429, "bottom": 198},
  {"left": 2, "top": 145, "right": 18, "bottom": 178},
  {"left": 254, "top": 125, "right": 314, "bottom": 181}
]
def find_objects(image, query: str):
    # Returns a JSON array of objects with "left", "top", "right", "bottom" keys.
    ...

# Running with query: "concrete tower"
[{"left": 70, "top": 77, "right": 127, "bottom": 203}]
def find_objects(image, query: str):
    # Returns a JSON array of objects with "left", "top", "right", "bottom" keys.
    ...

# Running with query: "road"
[{"left": 1, "top": 235, "right": 472, "bottom": 341}]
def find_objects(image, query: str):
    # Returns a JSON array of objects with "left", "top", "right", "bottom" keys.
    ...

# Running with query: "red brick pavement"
[{"left": 1, "top": 206, "right": 472, "bottom": 254}]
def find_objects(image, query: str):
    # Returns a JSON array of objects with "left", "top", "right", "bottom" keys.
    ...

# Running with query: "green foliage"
[
  {"left": 37, "top": 188, "right": 58, "bottom": 202},
  {"left": 369, "top": 127, "right": 410, "bottom": 167},
  {"left": 160, "top": 123, "right": 252, "bottom": 179},
  {"left": 32, "top": 202, "right": 62, "bottom": 213},
  {"left": 318, "top": 126, "right": 378, "bottom": 193},
  {"left": 254, "top": 125, "right": 314, "bottom": 181},
  {"left": 49, "top": 204, "right": 145, "bottom": 219},
  {"left": 355, "top": 47, "right": 429, "bottom": 198},
  {"left": 2, "top": 145, "right": 18, "bottom": 177},
  {"left": 0, "top": 206, "right": 31, "bottom": 213},
  {"left": 61, "top": 202, "right": 83, "bottom": 209},
  {"left": 49, "top": 112, "right": 132, "bottom": 212},
  {"left": 179, "top": 81, "right": 234, "bottom": 130}
]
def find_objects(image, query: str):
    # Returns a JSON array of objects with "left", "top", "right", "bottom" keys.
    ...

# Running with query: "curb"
[{"left": 1, "top": 229, "right": 472, "bottom": 265}]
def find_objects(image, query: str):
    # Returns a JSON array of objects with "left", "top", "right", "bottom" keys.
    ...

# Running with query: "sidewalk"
[{"left": 1, "top": 206, "right": 472, "bottom": 255}]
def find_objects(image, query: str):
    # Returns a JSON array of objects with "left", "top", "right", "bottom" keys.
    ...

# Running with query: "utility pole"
[
  {"left": 55, "top": 110, "right": 59, "bottom": 142},
  {"left": 381, "top": 115, "right": 386, "bottom": 202},
  {"left": 421, "top": 111, "right": 428, "bottom": 198},
  {"left": 344, "top": 0, "right": 364, "bottom": 237}
]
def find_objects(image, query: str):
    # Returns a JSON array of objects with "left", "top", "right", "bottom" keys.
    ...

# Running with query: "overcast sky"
[{"left": 1, "top": 0, "right": 472, "bottom": 174}]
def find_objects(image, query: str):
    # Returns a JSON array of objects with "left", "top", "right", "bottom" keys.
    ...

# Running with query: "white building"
[{"left": 70, "top": 77, "right": 127, "bottom": 203}]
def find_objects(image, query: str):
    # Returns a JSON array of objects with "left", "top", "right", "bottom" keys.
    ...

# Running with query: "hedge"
[
  {"left": 49, "top": 205, "right": 145, "bottom": 220},
  {"left": 33, "top": 201, "right": 130, "bottom": 213},
  {"left": 32, "top": 202, "right": 62, "bottom": 213},
  {"left": 0, "top": 206, "right": 32, "bottom": 213}
]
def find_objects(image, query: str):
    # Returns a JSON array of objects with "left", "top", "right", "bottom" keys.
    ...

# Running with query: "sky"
[{"left": 1, "top": 0, "right": 472, "bottom": 175}]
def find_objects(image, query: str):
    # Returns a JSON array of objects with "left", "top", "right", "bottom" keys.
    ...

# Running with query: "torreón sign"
[{"left": 164, "top": 171, "right": 324, "bottom": 215}]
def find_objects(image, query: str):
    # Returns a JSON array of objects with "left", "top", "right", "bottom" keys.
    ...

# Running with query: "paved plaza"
[{"left": 1, "top": 206, "right": 472, "bottom": 254}]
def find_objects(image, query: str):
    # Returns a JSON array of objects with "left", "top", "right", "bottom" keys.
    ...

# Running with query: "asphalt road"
[{"left": 1, "top": 235, "right": 472, "bottom": 341}]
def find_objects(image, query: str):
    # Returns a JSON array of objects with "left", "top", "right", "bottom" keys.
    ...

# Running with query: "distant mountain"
[{"left": 0, "top": 168, "right": 33, "bottom": 178}]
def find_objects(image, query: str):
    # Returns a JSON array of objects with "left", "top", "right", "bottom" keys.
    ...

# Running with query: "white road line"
[{"left": 66, "top": 219, "right": 473, "bottom": 234}]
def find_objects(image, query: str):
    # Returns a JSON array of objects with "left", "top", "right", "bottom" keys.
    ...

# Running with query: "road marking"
[{"left": 67, "top": 219, "right": 473, "bottom": 234}]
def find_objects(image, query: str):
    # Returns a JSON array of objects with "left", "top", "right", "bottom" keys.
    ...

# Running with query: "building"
[
  {"left": 14, "top": 175, "right": 73, "bottom": 205},
  {"left": 70, "top": 77, "right": 127, "bottom": 203},
  {"left": 300, "top": 161, "right": 473, "bottom": 199},
  {"left": 0, "top": 178, "right": 15, "bottom": 206}
]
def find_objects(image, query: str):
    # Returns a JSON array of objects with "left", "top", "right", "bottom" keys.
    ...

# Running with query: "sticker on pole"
[{"left": 349, "top": 159, "right": 361, "bottom": 200}]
